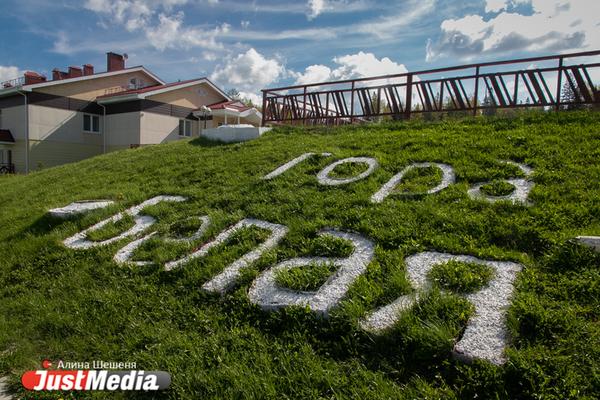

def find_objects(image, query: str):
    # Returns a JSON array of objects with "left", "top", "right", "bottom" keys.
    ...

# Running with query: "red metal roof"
[
  {"left": 206, "top": 100, "right": 252, "bottom": 111},
  {"left": 0, "top": 129, "right": 15, "bottom": 143}
]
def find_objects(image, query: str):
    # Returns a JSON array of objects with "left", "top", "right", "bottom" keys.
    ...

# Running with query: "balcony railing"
[
  {"left": 0, "top": 163, "right": 15, "bottom": 174},
  {"left": 262, "top": 50, "right": 600, "bottom": 126},
  {"left": 1, "top": 76, "right": 25, "bottom": 89}
]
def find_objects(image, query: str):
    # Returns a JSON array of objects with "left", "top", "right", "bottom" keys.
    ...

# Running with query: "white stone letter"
[
  {"left": 317, "top": 157, "right": 379, "bottom": 186},
  {"left": 248, "top": 230, "right": 375, "bottom": 316},
  {"left": 467, "top": 161, "right": 534, "bottom": 205},
  {"left": 113, "top": 216, "right": 211, "bottom": 266},
  {"left": 360, "top": 251, "right": 522, "bottom": 365},
  {"left": 371, "top": 162, "right": 455, "bottom": 203},
  {"left": 262, "top": 152, "right": 331, "bottom": 180},
  {"left": 63, "top": 196, "right": 187, "bottom": 249},
  {"left": 165, "top": 219, "right": 288, "bottom": 294}
]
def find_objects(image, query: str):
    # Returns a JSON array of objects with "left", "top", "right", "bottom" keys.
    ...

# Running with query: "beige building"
[{"left": 0, "top": 52, "right": 263, "bottom": 174}]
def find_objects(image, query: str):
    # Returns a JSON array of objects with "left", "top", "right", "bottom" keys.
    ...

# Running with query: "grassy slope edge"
[{"left": 0, "top": 112, "right": 599, "bottom": 399}]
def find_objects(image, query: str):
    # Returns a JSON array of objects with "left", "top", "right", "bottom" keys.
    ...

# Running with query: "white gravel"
[
  {"left": 467, "top": 161, "right": 534, "bottom": 205},
  {"left": 262, "top": 152, "right": 331, "bottom": 180},
  {"left": 63, "top": 196, "right": 186, "bottom": 249},
  {"left": 371, "top": 162, "right": 456, "bottom": 203},
  {"left": 165, "top": 219, "right": 288, "bottom": 294},
  {"left": 114, "top": 216, "right": 211, "bottom": 266},
  {"left": 248, "top": 230, "right": 375, "bottom": 316},
  {"left": 360, "top": 251, "right": 522, "bottom": 365},
  {"left": 0, "top": 377, "right": 13, "bottom": 400},
  {"left": 317, "top": 157, "right": 379, "bottom": 186},
  {"left": 49, "top": 200, "right": 114, "bottom": 219},
  {"left": 575, "top": 236, "right": 600, "bottom": 251}
]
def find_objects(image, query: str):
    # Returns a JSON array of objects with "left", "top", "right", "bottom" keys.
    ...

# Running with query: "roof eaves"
[
  {"left": 96, "top": 93, "right": 142, "bottom": 104},
  {"left": 21, "top": 66, "right": 165, "bottom": 91}
]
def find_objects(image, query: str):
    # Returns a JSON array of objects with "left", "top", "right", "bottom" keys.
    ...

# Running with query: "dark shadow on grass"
[
  {"left": 5, "top": 213, "right": 68, "bottom": 241},
  {"left": 188, "top": 136, "right": 234, "bottom": 147},
  {"left": 204, "top": 291, "right": 474, "bottom": 389}
]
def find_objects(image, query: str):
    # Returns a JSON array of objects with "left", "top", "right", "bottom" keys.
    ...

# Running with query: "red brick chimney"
[
  {"left": 107, "top": 52, "right": 125, "bottom": 72},
  {"left": 83, "top": 64, "right": 94, "bottom": 76},
  {"left": 52, "top": 69, "right": 69, "bottom": 80},
  {"left": 68, "top": 66, "right": 83, "bottom": 78},
  {"left": 24, "top": 71, "right": 47, "bottom": 85}
]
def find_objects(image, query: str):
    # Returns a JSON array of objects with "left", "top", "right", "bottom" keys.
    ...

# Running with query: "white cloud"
[
  {"left": 305, "top": 0, "right": 376, "bottom": 20},
  {"left": 295, "top": 65, "right": 333, "bottom": 85},
  {"left": 220, "top": 0, "right": 433, "bottom": 42},
  {"left": 84, "top": 0, "right": 227, "bottom": 51},
  {"left": 484, "top": 0, "right": 529, "bottom": 13},
  {"left": 485, "top": 0, "right": 506, "bottom": 13},
  {"left": 330, "top": 52, "right": 408, "bottom": 80},
  {"left": 293, "top": 51, "right": 408, "bottom": 85},
  {"left": 210, "top": 48, "right": 285, "bottom": 93},
  {"left": 51, "top": 31, "right": 72, "bottom": 54},
  {"left": 238, "top": 91, "right": 262, "bottom": 106},
  {"left": 0, "top": 66, "right": 23, "bottom": 83},
  {"left": 307, "top": 0, "right": 325, "bottom": 19},
  {"left": 202, "top": 52, "right": 218, "bottom": 61},
  {"left": 428, "top": 0, "right": 600, "bottom": 61},
  {"left": 241, "top": 20, "right": 250, "bottom": 29},
  {"left": 145, "top": 12, "right": 228, "bottom": 51}
]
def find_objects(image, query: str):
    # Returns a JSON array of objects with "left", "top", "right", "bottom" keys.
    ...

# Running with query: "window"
[
  {"left": 179, "top": 119, "right": 192, "bottom": 137},
  {"left": 0, "top": 149, "right": 11, "bottom": 165},
  {"left": 129, "top": 78, "right": 144, "bottom": 89},
  {"left": 83, "top": 114, "right": 100, "bottom": 133}
]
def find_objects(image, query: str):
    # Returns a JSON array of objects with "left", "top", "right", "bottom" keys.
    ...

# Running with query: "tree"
[
  {"left": 226, "top": 88, "right": 258, "bottom": 108},
  {"left": 481, "top": 93, "right": 496, "bottom": 116},
  {"left": 226, "top": 88, "right": 241, "bottom": 100},
  {"left": 560, "top": 80, "right": 585, "bottom": 110}
]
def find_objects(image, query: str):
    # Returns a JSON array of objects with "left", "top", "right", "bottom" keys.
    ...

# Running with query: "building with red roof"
[{"left": 0, "top": 52, "right": 263, "bottom": 174}]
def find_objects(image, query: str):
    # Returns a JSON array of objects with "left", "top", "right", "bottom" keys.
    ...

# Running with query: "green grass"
[
  {"left": 394, "top": 164, "right": 443, "bottom": 194},
  {"left": 275, "top": 262, "right": 338, "bottom": 292},
  {"left": 0, "top": 111, "right": 599, "bottom": 399},
  {"left": 86, "top": 214, "right": 135, "bottom": 242},
  {"left": 167, "top": 216, "right": 206, "bottom": 238},
  {"left": 428, "top": 260, "right": 495, "bottom": 293},
  {"left": 480, "top": 179, "right": 517, "bottom": 197},
  {"left": 327, "top": 160, "right": 370, "bottom": 178}
]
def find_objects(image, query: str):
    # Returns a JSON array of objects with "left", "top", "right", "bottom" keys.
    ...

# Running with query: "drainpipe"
[
  {"left": 17, "top": 90, "right": 29, "bottom": 174},
  {"left": 98, "top": 103, "right": 107, "bottom": 154}
]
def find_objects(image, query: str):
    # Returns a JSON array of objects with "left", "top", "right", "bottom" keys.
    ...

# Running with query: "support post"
[
  {"left": 302, "top": 86, "right": 307, "bottom": 125},
  {"left": 473, "top": 66, "right": 480, "bottom": 116},
  {"left": 261, "top": 91, "right": 267, "bottom": 127},
  {"left": 555, "top": 57, "right": 563, "bottom": 111},
  {"left": 350, "top": 81, "right": 355, "bottom": 123},
  {"left": 405, "top": 74, "right": 413, "bottom": 120}
]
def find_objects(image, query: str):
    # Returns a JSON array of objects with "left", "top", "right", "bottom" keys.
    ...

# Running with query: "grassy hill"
[{"left": 0, "top": 112, "right": 599, "bottom": 399}]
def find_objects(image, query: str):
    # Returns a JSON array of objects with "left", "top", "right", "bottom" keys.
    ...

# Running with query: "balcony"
[{"left": 1, "top": 76, "right": 25, "bottom": 89}]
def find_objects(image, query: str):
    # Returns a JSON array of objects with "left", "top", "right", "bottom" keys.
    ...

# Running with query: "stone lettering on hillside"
[
  {"left": 467, "top": 161, "right": 534, "bottom": 205},
  {"left": 317, "top": 157, "right": 379, "bottom": 186},
  {"left": 165, "top": 219, "right": 288, "bottom": 293},
  {"left": 248, "top": 230, "right": 375, "bottom": 315},
  {"left": 360, "top": 252, "right": 522, "bottom": 365},
  {"left": 371, "top": 162, "right": 455, "bottom": 203},
  {"left": 63, "top": 196, "right": 186, "bottom": 249}
]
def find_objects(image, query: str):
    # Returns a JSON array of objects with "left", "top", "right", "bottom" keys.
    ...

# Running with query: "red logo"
[
  {"left": 41, "top": 359, "right": 52, "bottom": 369},
  {"left": 21, "top": 370, "right": 170, "bottom": 391}
]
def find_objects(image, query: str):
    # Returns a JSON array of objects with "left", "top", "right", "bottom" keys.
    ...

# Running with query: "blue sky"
[{"left": 0, "top": 0, "right": 598, "bottom": 103}]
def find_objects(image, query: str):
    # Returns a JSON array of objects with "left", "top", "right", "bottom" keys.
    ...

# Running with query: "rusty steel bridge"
[{"left": 261, "top": 50, "right": 600, "bottom": 126}]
